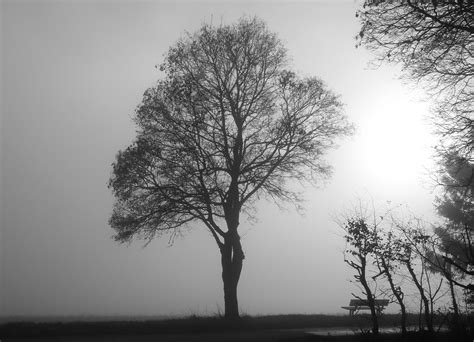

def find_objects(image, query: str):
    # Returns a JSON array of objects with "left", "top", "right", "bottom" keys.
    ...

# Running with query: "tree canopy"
[{"left": 357, "top": 0, "right": 473, "bottom": 162}]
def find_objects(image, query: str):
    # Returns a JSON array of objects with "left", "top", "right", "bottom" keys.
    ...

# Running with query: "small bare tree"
[{"left": 393, "top": 218, "right": 447, "bottom": 334}]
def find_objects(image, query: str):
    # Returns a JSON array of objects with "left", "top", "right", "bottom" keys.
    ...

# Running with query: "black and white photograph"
[{"left": 1, "top": 0, "right": 473, "bottom": 341}]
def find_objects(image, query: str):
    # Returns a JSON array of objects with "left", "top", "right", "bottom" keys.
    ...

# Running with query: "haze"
[{"left": 1, "top": 0, "right": 437, "bottom": 318}]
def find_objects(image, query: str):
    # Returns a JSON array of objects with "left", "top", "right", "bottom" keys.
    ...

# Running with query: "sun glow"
[{"left": 357, "top": 93, "right": 435, "bottom": 192}]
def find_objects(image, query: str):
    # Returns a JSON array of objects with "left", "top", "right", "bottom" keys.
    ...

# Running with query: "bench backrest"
[{"left": 349, "top": 299, "right": 389, "bottom": 306}]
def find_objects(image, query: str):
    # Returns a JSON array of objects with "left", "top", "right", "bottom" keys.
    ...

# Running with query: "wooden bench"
[{"left": 341, "top": 299, "right": 389, "bottom": 316}]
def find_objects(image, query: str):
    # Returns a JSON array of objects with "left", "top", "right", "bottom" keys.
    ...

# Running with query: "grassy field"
[{"left": 0, "top": 313, "right": 472, "bottom": 341}]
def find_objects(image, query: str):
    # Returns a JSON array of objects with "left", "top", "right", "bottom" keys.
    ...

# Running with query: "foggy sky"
[{"left": 1, "top": 0, "right": 437, "bottom": 318}]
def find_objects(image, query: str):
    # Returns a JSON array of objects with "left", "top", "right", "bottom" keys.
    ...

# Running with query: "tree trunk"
[
  {"left": 381, "top": 258, "right": 406, "bottom": 335},
  {"left": 406, "top": 261, "right": 433, "bottom": 333},
  {"left": 358, "top": 256, "right": 379, "bottom": 335},
  {"left": 399, "top": 299, "right": 407, "bottom": 336},
  {"left": 447, "top": 275, "right": 460, "bottom": 333},
  {"left": 221, "top": 231, "right": 244, "bottom": 319},
  {"left": 367, "top": 297, "right": 379, "bottom": 336}
]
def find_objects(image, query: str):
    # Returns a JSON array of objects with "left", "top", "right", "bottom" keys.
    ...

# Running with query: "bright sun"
[{"left": 357, "top": 92, "right": 435, "bottom": 192}]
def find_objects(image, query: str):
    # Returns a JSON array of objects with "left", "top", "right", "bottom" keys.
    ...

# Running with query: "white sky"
[{"left": 1, "top": 0, "right": 438, "bottom": 318}]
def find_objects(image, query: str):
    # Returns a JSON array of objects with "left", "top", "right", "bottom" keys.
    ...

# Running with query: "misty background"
[{"left": 1, "top": 0, "right": 437, "bottom": 318}]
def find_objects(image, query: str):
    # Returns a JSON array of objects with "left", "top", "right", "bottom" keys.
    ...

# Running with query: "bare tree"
[
  {"left": 393, "top": 217, "right": 450, "bottom": 334},
  {"left": 108, "top": 17, "right": 353, "bottom": 319},
  {"left": 387, "top": 204, "right": 471, "bottom": 333}
]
